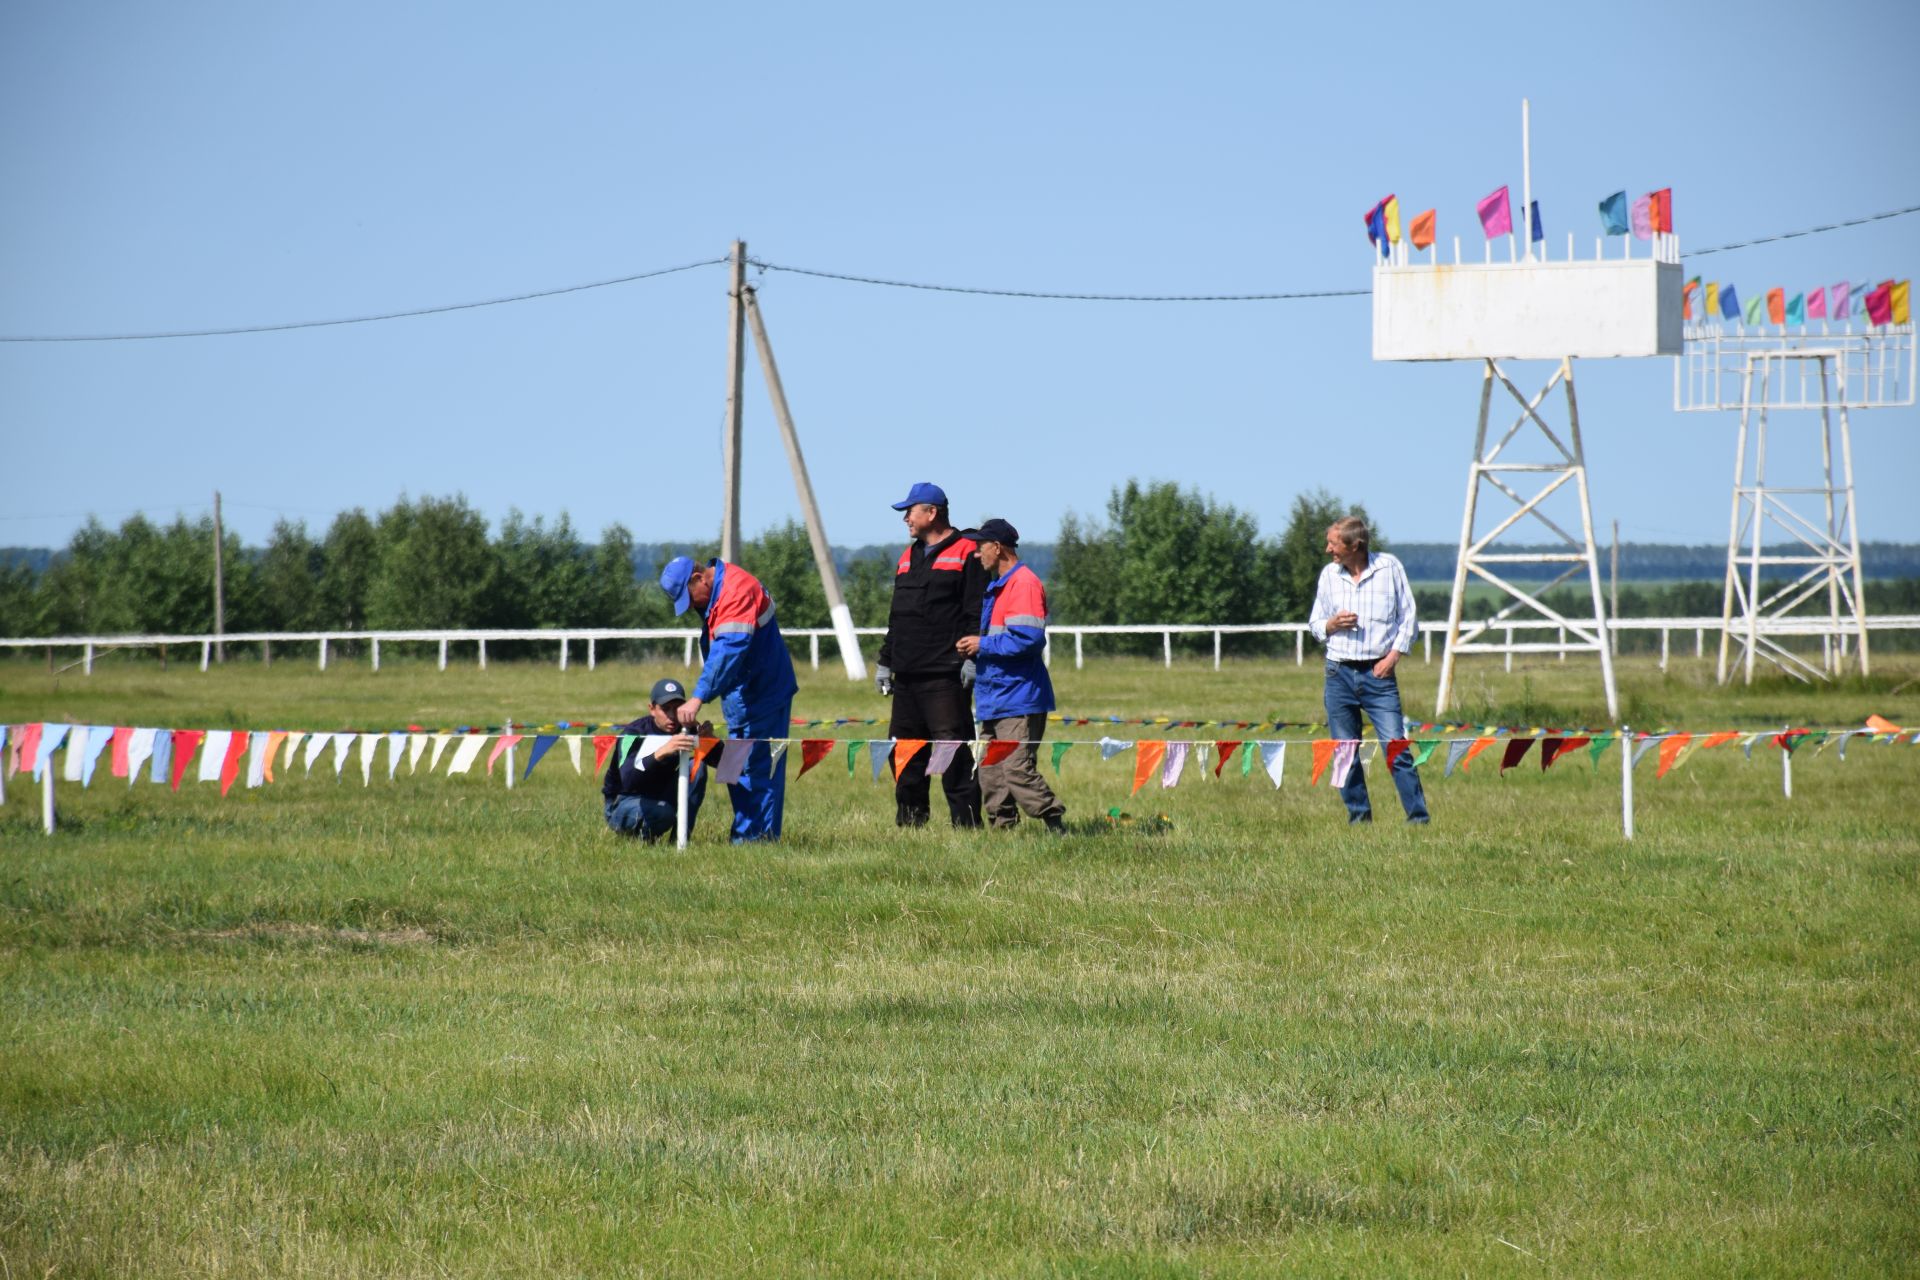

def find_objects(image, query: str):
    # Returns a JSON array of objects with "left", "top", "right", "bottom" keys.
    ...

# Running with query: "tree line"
[{"left": 2, "top": 487, "right": 1913, "bottom": 651}]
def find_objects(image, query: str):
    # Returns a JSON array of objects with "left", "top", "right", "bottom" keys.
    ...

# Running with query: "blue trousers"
[
  {"left": 1323, "top": 661, "right": 1430, "bottom": 824},
  {"left": 723, "top": 699, "right": 793, "bottom": 842},
  {"left": 605, "top": 769, "right": 707, "bottom": 842}
]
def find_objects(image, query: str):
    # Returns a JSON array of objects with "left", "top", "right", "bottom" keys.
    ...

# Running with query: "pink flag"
[
  {"left": 1476, "top": 186, "right": 1512, "bottom": 237},
  {"left": 1629, "top": 194, "right": 1652, "bottom": 240},
  {"left": 1831, "top": 281, "right": 1851, "bottom": 319},
  {"left": 1806, "top": 286, "right": 1826, "bottom": 320}
]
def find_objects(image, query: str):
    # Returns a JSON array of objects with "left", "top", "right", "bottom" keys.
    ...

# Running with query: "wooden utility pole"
[
  {"left": 741, "top": 285, "right": 868, "bottom": 680},
  {"left": 212, "top": 489, "right": 225, "bottom": 663},
  {"left": 1609, "top": 519, "right": 1620, "bottom": 655},
  {"left": 720, "top": 241, "right": 746, "bottom": 563}
]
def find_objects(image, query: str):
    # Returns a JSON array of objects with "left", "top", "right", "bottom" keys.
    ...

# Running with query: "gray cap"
[{"left": 650, "top": 677, "right": 688, "bottom": 706}]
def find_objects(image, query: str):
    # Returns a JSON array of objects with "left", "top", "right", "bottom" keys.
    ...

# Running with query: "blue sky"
[{"left": 3, "top": 0, "right": 1916, "bottom": 554}]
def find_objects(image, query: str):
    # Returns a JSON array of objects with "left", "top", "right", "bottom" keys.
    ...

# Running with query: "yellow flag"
[
  {"left": 1384, "top": 196, "right": 1401, "bottom": 245},
  {"left": 1893, "top": 280, "right": 1911, "bottom": 326}
]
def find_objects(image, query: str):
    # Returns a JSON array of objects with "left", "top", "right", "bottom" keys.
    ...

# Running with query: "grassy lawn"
[{"left": 1, "top": 653, "right": 1916, "bottom": 1277}]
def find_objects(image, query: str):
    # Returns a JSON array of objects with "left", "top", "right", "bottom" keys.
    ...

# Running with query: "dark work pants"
[{"left": 890, "top": 673, "right": 981, "bottom": 827}]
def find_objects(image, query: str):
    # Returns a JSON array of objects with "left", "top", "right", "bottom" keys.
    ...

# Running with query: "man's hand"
[
  {"left": 1371, "top": 651, "right": 1401, "bottom": 679},
  {"left": 1327, "top": 610, "right": 1360, "bottom": 635},
  {"left": 875, "top": 664, "right": 894, "bottom": 697},
  {"left": 675, "top": 696, "right": 704, "bottom": 728},
  {"left": 954, "top": 636, "right": 980, "bottom": 657},
  {"left": 960, "top": 658, "right": 976, "bottom": 689},
  {"left": 655, "top": 732, "right": 696, "bottom": 759}
]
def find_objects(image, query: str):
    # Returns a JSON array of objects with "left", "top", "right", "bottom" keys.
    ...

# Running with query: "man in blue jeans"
[
  {"left": 1308, "top": 515, "right": 1431, "bottom": 824},
  {"left": 602, "top": 677, "right": 712, "bottom": 841}
]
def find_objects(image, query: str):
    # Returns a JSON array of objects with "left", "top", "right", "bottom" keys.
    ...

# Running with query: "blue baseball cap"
[
  {"left": 658, "top": 555, "right": 698, "bottom": 615},
  {"left": 890, "top": 481, "right": 948, "bottom": 511},
  {"left": 650, "top": 677, "right": 688, "bottom": 706}
]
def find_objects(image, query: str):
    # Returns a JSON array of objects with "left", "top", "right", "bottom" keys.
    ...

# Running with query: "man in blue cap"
[
  {"left": 876, "top": 482, "right": 984, "bottom": 828},
  {"left": 657, "top": 554, "right": 799, "bottom": 841},
  {"left": 602, "top": 676, "right": 714, "bottom": 842}
]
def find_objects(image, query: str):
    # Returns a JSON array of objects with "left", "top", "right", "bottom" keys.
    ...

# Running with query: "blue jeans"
[
  {"left": 1324, "top": 661, "right": 1430, "bottom": 824},
  {"left": 605, "top": 769, "right": 707, "bottom": 842}
]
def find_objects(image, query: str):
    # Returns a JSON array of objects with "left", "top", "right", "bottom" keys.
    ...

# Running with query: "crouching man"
[{"left": 603, "top": 677, "right": 712, "bottom": 841}]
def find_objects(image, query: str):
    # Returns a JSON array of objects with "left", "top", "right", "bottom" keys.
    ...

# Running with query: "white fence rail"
[{"left": 4, "top": 617, "right": 1918, "bottom": 676}]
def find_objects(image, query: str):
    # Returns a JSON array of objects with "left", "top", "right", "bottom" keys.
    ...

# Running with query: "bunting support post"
[
  {"left": 42, "top": 769, "right": 55, "bottom": 836},
  {"left": 1620, "top": 724, "right": 1633, "bottom": 840},
  {"left": 504, "top": 720, "right": 515, "bottom": 790},
  {"left": 675, "top": 754, "right": 690, "bottom": 850},
  {"left": 1782, "top": 725, "right": 1793, "bottom": 799}
]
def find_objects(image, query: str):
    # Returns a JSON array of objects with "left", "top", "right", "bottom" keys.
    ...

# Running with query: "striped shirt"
[{"left": 1308, "top": 552, "right": 1418, "bottom": 661}]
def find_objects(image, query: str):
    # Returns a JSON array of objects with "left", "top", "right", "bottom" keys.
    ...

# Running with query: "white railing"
[{"left": 3, "top": 617, "right": 1917, "bottom": 676}]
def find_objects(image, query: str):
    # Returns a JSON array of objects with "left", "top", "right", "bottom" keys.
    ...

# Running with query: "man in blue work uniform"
[
  {"left": 602, "top": 676, "right": 712, "bottom": 842},
  {"left": 658, "top": 554, "right": 800, "bottom": 842}
]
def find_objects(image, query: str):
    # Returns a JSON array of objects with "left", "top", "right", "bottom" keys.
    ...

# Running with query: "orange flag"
[
  {"left": 797, "top": 739, "right": 834, "bottom": 778},
  {"left": 1767, "top": 288, "right": 1786, "bottom": 325},
  {"left": 1699, "top": 731, "right": 1739, "bottom": 751},
  {"left": 694, "top": 735, "right": 724, "bottom": 781},
  {"left": 1655, "top": 733, "right": 1693, "bottom": 779},
  {"left": 981, "top": 739, "right": 1021, "bottom": 769},
  {"left": 1409, "top": 208, "right": 1436, "bottom": 250},
  {"left": 1461, "top": 737, "right": 1498, "bottom": 771},
  {"left": 1213, "top": 741, "right": 1243, "bottom": 777},
  {"left": 1132, "top": 740, "right": 1167, "bottom": 795},
  {"left": 891, "top": 739, "right": 927, "bottom": 781},
  {"left": 262, "top": 730, "right": 289, "bottom": 782},
  {"left": 1309, "top": 739, "right": 1338, "bottom": 785},
  {"left": 1865, "top": 714, "right": 1903, "bottom": 734}
]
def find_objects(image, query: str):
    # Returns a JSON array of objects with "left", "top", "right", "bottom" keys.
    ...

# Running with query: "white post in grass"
[
  {"left": 42, "top": 769, "right": 55, "bottom": 835},
  {"left": 505, "top": 719, "right": 515, "bottom": 790},
  {"left": 1782, "top": 725, "right": 1793, "bottom": 799},
  {"left": 1619, "top": 725, "right": 1634, "bottom": 840},
  {"left": 676, "top": 753, "right": 691, "bottom": 850}
]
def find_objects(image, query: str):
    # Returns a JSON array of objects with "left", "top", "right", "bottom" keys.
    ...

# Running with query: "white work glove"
[
  {"left": 875, "top": 664, "right": 894, "bottom": 696},
  {"left": 959, "top": 659, "right": 976, "bottom": 689}
]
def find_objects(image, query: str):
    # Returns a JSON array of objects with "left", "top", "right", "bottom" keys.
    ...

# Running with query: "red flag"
[
  {"left": 981, "top": 739, "right": 1021, "bottom": 769},
  {"left": 218, "top": 732, "right": 249, "bottom": 797},
  {"left": 170, "top": 730, "right": 205, "bottom": 792},
  {"left": 486, "top": 734, "right": 523, "bottom": 776},
  {"left": 17, "top": 722, "right": 43, "bottom": 775},
  {"left": 1213, "top": 741, "right": 1243, "bottom": 777},
  {"left": 592, "top": 734, "right": 617, "bottom": 773},
  {"left": 1656, "top": 733, "right": 1693, "bottom": 779},
  {"left": 1309, "top": 740, "right": 1338, "bottom": 785},
  {"left": 1499, "top": 739, "right": 1534, "bottom": 772},
  {"left": 110, "top": 726, "right": 134, "bottom": 778},
  {"left": 1865, "top": 281, "right": 1894, "bottom": 326},
  {"left": 1384, "top": 738, "right": 1411, "bottom": 769},
  {"left": 891, "top": 739, "right": 927, "bottom": 781},
  {"left": 1132, "top": 741, "right": 1167, "bottom": 795},
  {"left": 1544, "top": 736, "right": 1590, "bottom": 769},
  {"left": 797, "top": 739, "right": 834, "bottom": 778},
  {"left": 1649, "top": 187, "right": 1672, "bottom": 233}
]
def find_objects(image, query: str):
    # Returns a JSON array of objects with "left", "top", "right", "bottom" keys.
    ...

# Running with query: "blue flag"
[
  {"left": 1720, "top": 284, "right": 1741, "bottom": 320},
  {"left": 1785, "top": 293, "right": 1806, "bottom": 325},
  {"left": 1529, "top": 200, "right": 1543, "bottom": 243},
  {"left": 1364, "top": 199, "right": 1389, "bottom": 258},
  {"left": 1598, "top": 190, "right": 1629, "bottom": 235}
]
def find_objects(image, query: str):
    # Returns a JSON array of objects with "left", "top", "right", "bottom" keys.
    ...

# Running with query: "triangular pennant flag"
[
  {"left": 1631, "top": 734, "right": 1661, "bottom": 770},
  {"left": 1865, "top": 714, "right": 1902, "bottom": 734},
  {"left": 486, "top": 734, "right": 523, "bottom": 777},
  {"left": 1310, "top": 740, "right": 1338, "bottom": 785},
  {"left": 246, "top": 731, "right": 271, "bottom": 788},
  {"left": 386, "top": 732, "right": 407, "bottom": 780},
  {"left": 1259, "top": 741, "right": 1286, "bottom": 788},
  {"left": 1461, "top": 737, "right": 1498, "bottom": 772},
  {"left": 847, "top": 740, "right": 864, "bottom": 777},
  {"left": 262, "top": 731, "right": 288, "bottom": 782},
  {"left": 109, "top": 725, "right": 134, "bottom": 778},
  {"left": 1548, "top": 736, "right": 1590, "bottom": 769},
  {"left": 616, "top": 734, "right": 639, "bottom": 766},
  {"left": 126, "top": 727, "right": 158, "bottom": 785},
  {"left": 870, "top": 739, "right": 894, "bottom": 782},
  {"left": 890, "top": 739, "right": 927, "bottom": 782},
  {"left": 405, "top": 732, "right": 428, "bottom": 774},
  {"left": 198, "top": 730, "right": 231, "bottom": 784},
  {"left": 1655, "top": 733, "right": 1692, "bottom": 779},
  {"left": 169, "top": 729, "right": 203, "bottom": 791},
  {"left": 63, "top": 727, "right": 90, "bottom": 783},
  {"left": 1835, "top": 730, "right": 1856, "bottom": 762},
  {"left": 147, "top": 730, "right": 172, "bottom": 784},
  {"left": 1587, "top": 735, "right": 1613, "bottom": 768},
  {"left": 1241, "top": 741, "right": 1256, "bottom": 778},
  {"left": 19, "top": 723, "right": 48, "bottom": 779},
  {"left": 1131, "top": 740, "right": 1167, "bottom": 795},
  {"left": 797, "top": 739, "right": 834, "bottom": 778},
  {"left": 592, "top": 734, "right": 618, "bottom": 774},
  {"left": 1213, "top": 741, "right": 1243, "bottom": 777},
  {"left": 219, "top": 731, "right": 249, "bottom": 797},
  {"left": 565, "top": 735, "right": 583, "bottom": 775},
  {"left": 446, "top": 735, "right": 488, "bottom": 775},
  {"left": 1445, "top": 738, "right": 1472, "bottom": 777},
  {"left": 1052, "top": 740, "right": 1074, "bottom": 774},
  {"left": 716, "top": 739, "right": 754, "bottom": 785},
  {"left": 281, "top": 731, "right": 304, "bottom": 775},
  {"left": 1411, "top": 739, "right": 1439, "bottom": 768},
  {"left": 80, "top": 725, "right": 115, "bottom": 786},
  {"left": 1161, "top": 741, "right": 1189, "bottom": 788},
  {"left": 303, "top": 732, "right": 330, "bottom": 777},
  {"left": 981, "top": 739, "right": 1020, "bottom": 769},
  {"left": 1700, "top": 731, "right": 1739, "bottom": 751},
  {"left": 1384, "top": 738, "right": 1411, "bottom": 769},
  {"left": 1099, "top": 736, "right": 1131, "bottom": 760},
  {"left": 522, "top": 735, "right": 558, "bottom": 780},
  {"left": 692, "top": 736, "right": 723, "bottom": 782},
  {"left": 926, "top": 741, "right": 963, "bottom": 777},
  {"left": 1533, "top": 737, "right": 1562, "bottom": 770},
  {"left": 768, "top": 741, "right": 789, "bottom": 772},
  {"left": 331, "top": 733, "right": 354, "bottom": 778},
  {"left": 1329, "top": 740, "right": 1358, "bottom": 789},
  {"left": 357, "top": 733, "right": 379, "bottom": 786}
]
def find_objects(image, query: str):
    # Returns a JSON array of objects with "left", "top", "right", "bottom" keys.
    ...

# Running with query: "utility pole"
[
  {"left": 212, "top": 489, "right": 225, "bottom": 663},
  {"left": 741, "top": 285, "right": 868, "bottom": 680},
  {"left": 720, "top": 240, "right": 746, "bottom": 563},
  {"left": 1609, "top": 519, "right": 1620, "bottom": 655}
]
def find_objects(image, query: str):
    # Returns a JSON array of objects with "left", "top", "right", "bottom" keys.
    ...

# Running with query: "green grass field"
[{"left": 2, "top": 653, "right": 1916, "bottom": 1277}]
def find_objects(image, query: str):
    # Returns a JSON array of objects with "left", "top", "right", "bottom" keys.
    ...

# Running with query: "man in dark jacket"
[
  {"left": 603, "top": 676, "right": 712, "bottom": 841},
  {"left": 875, "top": 481, "right": 984, "bottom": 827}
]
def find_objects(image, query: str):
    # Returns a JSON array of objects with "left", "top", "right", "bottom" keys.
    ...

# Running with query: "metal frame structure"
[
  {"left": 1435, "top": 357, "right": 1618, "bottom": 718},
  {"left": 1675, "top": 321, "right": 1914, "bottom": 683}
]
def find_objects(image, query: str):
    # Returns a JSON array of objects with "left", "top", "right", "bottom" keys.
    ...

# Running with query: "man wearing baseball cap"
[
  {"left": 602, "top": 677, "right": 715, "bottom": 842},
  {"left": 876, "top": 482, "right": 985, "bottom": 828},
  {"left": 955, "top": 518, "right": 1066, "bottom": 833},
  {"left": 656, "top": 553, "right": 799, "bottom": 841}
]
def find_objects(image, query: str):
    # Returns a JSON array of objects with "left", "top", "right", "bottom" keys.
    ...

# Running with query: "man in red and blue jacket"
[
  {"left": 658, "top": 555, "right": 799, "bottom": 842},
  {"left": 955, "top": 518, "right": 1065, "bottom": 832}
]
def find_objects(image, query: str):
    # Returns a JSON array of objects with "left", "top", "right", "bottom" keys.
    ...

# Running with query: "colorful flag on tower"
[
  {"left": 1598, "top": 191, "right": 1629, "bottom": 235},
  {"left": 1477, "top": 186, "right": 1512, "bottom": 237}
]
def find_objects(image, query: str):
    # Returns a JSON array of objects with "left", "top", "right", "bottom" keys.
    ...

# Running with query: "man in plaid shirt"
[{"left": 1308, "top": 515, "right": 1431, "bottom": 825}]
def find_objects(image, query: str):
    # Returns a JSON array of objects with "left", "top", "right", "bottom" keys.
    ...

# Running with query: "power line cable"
[
  {"left": 1686, "top": 202, "right": 1920, "bottom": 257},
  {"left": 747, "top": 259, "right": 1366, "bottom": 302},
  {"left": 0, "top": 257, "right": 726, "bottom": 344}
]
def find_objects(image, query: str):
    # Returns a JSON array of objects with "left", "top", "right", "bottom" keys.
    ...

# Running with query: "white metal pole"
[
  {"left": 1782, "top": 727, "right": 1792, "bottom": 799},
  {"left": 721, "top": 241, "right": 746, "bottom": 564},
  {"left": 1520, "top": 99, "right": 1531, "bottom": 263},
  {"left": 505, "top": 720, "right": 515, "bottom": 790},
  {"left": 43, "top": 768, "right": 55, "bottom": 835},
  {"left": 1620, "top": 725, "right": 1633, "bottom": 840},
  {"left": 676, "top": 754, "right": 690, "bottom": 849}
]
